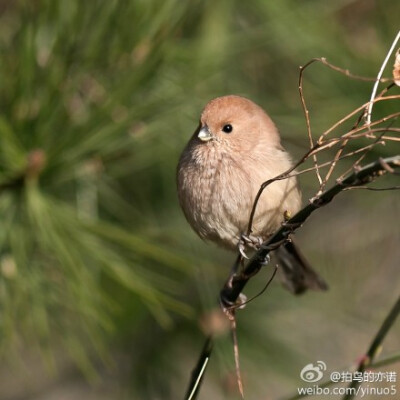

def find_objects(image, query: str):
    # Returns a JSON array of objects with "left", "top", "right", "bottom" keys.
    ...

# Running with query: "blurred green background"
[{"left": 0, "top": 0, "right": 399, "bottom": 399}]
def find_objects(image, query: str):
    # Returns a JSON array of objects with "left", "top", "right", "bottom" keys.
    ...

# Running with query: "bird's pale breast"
[{"left": 177, "top": 141, "right": 301, "bottom": 250}]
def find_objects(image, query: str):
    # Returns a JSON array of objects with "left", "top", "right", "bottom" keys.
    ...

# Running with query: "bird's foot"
[
  {"left": 239, "top": 234, "right": 260, "bottom": 259},
  {"left": 238, "top": 240, "right": 249, "bottom": 260},
  {"left": 239, "top": 233, "right": 263, "bottom": 253},
  {"left": 238, "top": 234, "right": 270, "bottom": 267},
  {"left": 238, "top": 234, "right": 257, "bottom": 259}
]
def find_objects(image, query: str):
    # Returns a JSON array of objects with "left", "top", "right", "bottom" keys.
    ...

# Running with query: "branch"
[
  {"left": 365, "top": 30, "right": 400, "bottom": 124},
  {"left": 299, "top": 59, "right": 323, "bottom": 185},
  {"left": 221, "top": 155, "right": 400, "bottom": 307},
  {"left": 184, "top": 335, "right": 213, "bottom": 400},
  {"left": 343, "top": 294, "right": 400, "bottom": 400},
  {"left": 317, "top": 57, "right": 392, "bottom": 82}
]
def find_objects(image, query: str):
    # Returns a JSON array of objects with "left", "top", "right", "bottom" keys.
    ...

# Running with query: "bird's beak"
[{"left": 198, "top": 125, "right": 213, "bottom": 142}]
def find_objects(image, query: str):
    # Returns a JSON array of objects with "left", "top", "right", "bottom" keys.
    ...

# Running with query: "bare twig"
[
  {"left": 343, "top": 294, "right": 400, "bottom": 400},
  {"left": 184, "top": 336, "right": 213, "bottom": 400},
  {"left": 319, "top": 96, "right": 400, "bottom": 142},
  {"left": 338, "top": 122, "right": 396, "bottom": 181},
  {"left": 365, "top": 30, "right": 400, "bottom": 124},
  {"left": 382, "top": 135, "right": 400, "bottom": 141},
  {"left": 317, "top": 57, "right": 392, "bottom": 82},
  {"left": 344, "top": 185, "right": 400, "bottom": 191},
  {"left": 319, "top": 137, "right": 349, "bottom": 194},
  {"left": 294, "top": 56, "right": 398, "bottom": 192},
  {"left": 299, "top": 59, "right": 323, "bottom": 185},
  {"left": 228, "top": 310, "right": 244, "bottom": 399},
  {"left": 225, "top": 266, "right": 278, "bottom": 311}
]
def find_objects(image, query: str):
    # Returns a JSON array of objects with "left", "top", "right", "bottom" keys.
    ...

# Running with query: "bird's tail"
[{"left": 274, "top": 240, "right": 328, "bottom": 295}]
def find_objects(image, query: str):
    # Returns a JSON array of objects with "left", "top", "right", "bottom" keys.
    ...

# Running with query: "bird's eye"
[{"left": 222, "top": 124, "right": 233, "bottom": 133}]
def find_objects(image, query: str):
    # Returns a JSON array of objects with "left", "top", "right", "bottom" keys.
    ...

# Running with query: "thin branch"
[
  {"left": 318, "top": 137, "right": 349, "bottom": 194},
  {"left": 343, "top": 294, "right": 400, "bottom": 400},
  {"left": 338, "top": 123, "right": 396, "bottom": 181},
  {"left": 228, "top": 311, "right": 244, "bottom": 399},
  {"left": 319, "top": 96, "right": 400, "bottom": 142},
  {"left": 184, "top": 336, "right": 213, "bottom": 400},
  {"left": 365, "top": 30, "right": 400, "bottom": 124},
  {"left": 299, "top": 59, "right": 323, "bottom": 185},
  {"left": 317, "top": 57, "right": 392, "bottom": 82},
  {"left": 344, "top": 185, "right": 400, "bottom": 191},
  {"left": 382, "top": 135, "right": 400, "bottom": 141},
  {"left": 225, "top": 266, "right": 278, "bottom": 311}
]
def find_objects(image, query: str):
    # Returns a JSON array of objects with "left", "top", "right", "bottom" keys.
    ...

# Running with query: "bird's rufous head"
[{"left": 196, "top": 95, "right": 281, "bottom": 151}]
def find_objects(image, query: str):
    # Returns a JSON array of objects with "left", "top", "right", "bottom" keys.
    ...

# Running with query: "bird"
[{"left": 177, "top": 95, "right": 327, "bottom": 294}]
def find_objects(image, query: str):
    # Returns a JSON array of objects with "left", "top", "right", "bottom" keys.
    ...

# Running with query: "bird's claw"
[
  {"left": 238, "top": 241, "right": 250, "bottom": 259},
  {"left": 240, "top": 234, "right": 252, "bottom": 245},
  {"left": 238, "top": 234, "right": 255, "bottom": 259},
  {"left": 239, "top": 233, "right": 263, "bottom": 250},
  {"left": 238, "top": 234, "right": 265, "bottom": 259}
]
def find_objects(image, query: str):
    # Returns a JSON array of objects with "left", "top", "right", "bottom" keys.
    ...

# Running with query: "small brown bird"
[{"left": 177, "top": 95, "right": 327, "bottom": 294}]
